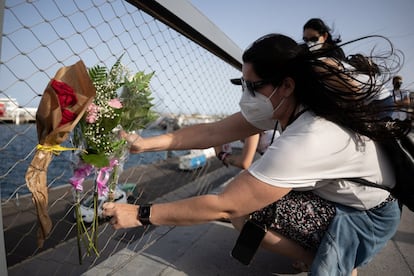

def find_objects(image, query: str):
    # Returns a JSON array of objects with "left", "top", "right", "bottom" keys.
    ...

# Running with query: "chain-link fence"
[{"left": 1, "top": 0, "right": 242, "bottom": 274}]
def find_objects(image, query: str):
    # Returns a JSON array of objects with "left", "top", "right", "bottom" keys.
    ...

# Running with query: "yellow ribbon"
[{"left": 36, "top": 144, "right": 86, "bottom": 155}]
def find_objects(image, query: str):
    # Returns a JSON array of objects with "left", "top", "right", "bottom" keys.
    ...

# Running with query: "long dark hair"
[
  {"left": 303, "top": 18, "right": 341, "bottom": 44},
  {"left": 303, "top": 18, "right": 345, "bottom": 60},
  {"left": 242, "top": 33, "right": 410, "bottom": 141}
]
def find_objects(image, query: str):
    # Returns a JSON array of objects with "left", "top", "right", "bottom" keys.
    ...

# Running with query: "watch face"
[
  {"left": 138, "top": 204, "right": 152, "bottom": 225},
  {"left": 140, "top": 205, "right": 151, "bottom": 218}
]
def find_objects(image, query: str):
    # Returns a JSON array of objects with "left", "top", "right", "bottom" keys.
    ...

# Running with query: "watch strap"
[{"left": 138, "top": 204, "right": 152, "bottom": 225}]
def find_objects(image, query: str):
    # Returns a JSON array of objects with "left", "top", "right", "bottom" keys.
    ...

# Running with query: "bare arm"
[
  {"left": 102, "top": 170, "right": 291, "bottom": 228},
  {"left": 224, "top": 134, "right": 260, "bottom": 169},
  {"left": 123, "top": 112, "right": 260, "bottom": 153},
  {"left": 314, "top": 58, "right": 363, "bottom": 94}
]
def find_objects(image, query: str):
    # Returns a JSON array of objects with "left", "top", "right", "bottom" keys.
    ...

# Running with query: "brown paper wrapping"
[{"left": 25, "top": 60, "right": 96, "bottom": 248}]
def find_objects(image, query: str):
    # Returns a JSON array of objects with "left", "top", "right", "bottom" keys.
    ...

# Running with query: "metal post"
[{"left": 0, "top": 0, "right": 10, "bottom": 274}]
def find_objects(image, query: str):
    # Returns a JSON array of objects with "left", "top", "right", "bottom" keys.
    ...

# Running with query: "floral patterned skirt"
[{"left": 250, "top": 191, "right": 336, "bottom": 251}]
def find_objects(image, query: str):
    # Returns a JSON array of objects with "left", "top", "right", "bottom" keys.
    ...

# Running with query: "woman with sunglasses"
[
  {"left": 103, "top": 33, "right": 406, "bottom": 275},
  {"left": 303, "top": 18, "right": 345, "bottom": 60}
]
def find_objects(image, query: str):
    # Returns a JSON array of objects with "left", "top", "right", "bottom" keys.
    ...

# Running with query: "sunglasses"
[
  {"left": 303, "top": 36, "right": 320, "bottom": 43},
  {"left": 230, "top": 78, "right": 271, "bottom": 97}
]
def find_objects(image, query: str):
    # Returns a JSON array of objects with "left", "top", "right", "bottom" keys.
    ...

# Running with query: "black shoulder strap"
[
  {"left": 270, "top": 108, "right": 309, "bottom": 145},
  {"left": 344, "top": 177, "right": 392, "bottom": 192},
  {"left": 344, "top": 136, "right": 413, "bottom": 193}
]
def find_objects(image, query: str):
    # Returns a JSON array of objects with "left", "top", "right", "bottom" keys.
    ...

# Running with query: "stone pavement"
[
  {"left": 5, "top": 146, "right": 414, "bottom": 276},
  {"left": 83, "top": 179, "right": 414, "bottom": 276},
  {"left": 6, "top": 161, "right": 241, "bottom": 276}
]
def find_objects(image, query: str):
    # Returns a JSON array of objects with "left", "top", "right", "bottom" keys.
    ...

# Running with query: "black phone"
[{"left": 231, "top": 219, "right": 267, "bottom": 265}]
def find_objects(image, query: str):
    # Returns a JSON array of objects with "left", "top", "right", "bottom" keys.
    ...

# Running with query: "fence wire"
[{"left": 1, "top": 0, "right": 242, "bottom": 274}]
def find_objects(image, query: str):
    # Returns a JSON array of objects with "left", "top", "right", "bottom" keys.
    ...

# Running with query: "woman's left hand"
[
  {"left": 102, "top": 202, "right": 142, "bottom": 229},
  {"left": 120, "top": 130, "right": 144, "bottom": 154}
]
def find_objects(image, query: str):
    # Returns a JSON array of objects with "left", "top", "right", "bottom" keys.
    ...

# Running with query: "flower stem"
[
  {"left": 92, "top": 191, "right": 99, "bottom": 256},
  {"left": 75, "top": 196, "right": 83, "bottom": 265},
  {"left": 108, "top": 164, "right": 119, "bottom": 202}
]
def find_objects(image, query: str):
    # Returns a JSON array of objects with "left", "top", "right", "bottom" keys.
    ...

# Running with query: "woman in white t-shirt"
[{"left": 104, "top": 34, "right": 408, "bottom": 275}]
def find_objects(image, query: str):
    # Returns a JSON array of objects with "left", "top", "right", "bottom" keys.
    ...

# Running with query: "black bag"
[{"left": 347, "top": 135, "right": 414, "bottom": 212}]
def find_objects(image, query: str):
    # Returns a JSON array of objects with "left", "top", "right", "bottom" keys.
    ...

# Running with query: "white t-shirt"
[
  {"left": 257, "top": 130, "right": 279, "bottom": 154},
  {"left": 373, "top": 86, "right": 393, "bottom": 101},
  {"left": 392, "top": 89, "right": 410, "bottom": 120},
  {"left": 392, "top": 88, "right": 410, "bottom": 102},
  {"left": 248, "top": 111, "right": 394, "bottom": 210}
]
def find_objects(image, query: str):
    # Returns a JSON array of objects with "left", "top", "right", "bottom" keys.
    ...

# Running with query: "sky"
[
  {"left": 1, "top": 0, "right": 413, "bottom": 113},
  {"left": 190, "top": 0, "right": 414, "bottom": 91}
]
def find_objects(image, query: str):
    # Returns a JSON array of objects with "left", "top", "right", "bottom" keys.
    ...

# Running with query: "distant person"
[
  {"left": 347, "top": 53, "right": 394, "bottom": 119},
  {"left": 214, "top": 130, "right": 278, "bottom": 169},
  {"left": 391, "top": 75, "right": 411, "bottom": 120},
  {"left": 303, "top": 18, "right": 345, "bottom": 60},
  {"left": 104, "top": 34, "right": 406, "bottom": 275},
  {"left": 214, "top": 135, "right": 258, "bottom": 169}
]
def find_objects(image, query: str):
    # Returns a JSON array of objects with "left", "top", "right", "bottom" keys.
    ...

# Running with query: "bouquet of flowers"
[
  {"left": 70, "top": 57, "right": 157, "bottom": 263},
  {"left": 25, "top": 60, "right": 96, "bottom": 248}
]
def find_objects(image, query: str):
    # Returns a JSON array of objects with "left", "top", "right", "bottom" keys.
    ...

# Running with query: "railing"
[{"left": 0, "top": 0, "right": 243, "bottom": 274}]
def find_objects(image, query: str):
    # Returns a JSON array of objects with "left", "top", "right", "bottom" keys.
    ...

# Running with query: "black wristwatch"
[{"left": 138, "top": 204, "right": 152, "bottom": 225}]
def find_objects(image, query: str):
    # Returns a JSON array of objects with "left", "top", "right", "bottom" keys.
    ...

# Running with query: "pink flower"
[
  {"left": 96, "top": 158, "right": 119, "bottom": 196},
  {"left": 69, "top": 163, "right": 94, "bottom": 191},
  {"left": 110, "top": 158, "right": 119, "bottom": 167},
  {"left": 86, "top": 103, "right": 99, "bottom": 123},
  {"left": 108, "top": 98, "right": 122, "bottom": 109}
]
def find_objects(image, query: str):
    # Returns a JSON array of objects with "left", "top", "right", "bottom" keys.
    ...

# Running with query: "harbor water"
[{"left": 0, "top": 123, "right": 184, "bottom": 200}]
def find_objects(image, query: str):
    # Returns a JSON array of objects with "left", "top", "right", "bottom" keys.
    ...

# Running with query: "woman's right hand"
[{"left": 120, "top": 130, "right": 144, "bottom": 153}]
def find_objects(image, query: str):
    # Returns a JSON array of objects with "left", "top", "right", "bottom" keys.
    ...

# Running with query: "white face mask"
[
  {"left": 239, "top": 87, "right": 285, "bottom": 130},
  {"left": 306, "top": 41, "right": 323, "bottom": 51}
]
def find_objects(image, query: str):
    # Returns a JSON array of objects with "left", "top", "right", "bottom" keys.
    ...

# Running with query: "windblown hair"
[
  {"left": 303, "top": 18, "right": 345, "bottom": 60},
  {"left": 303, "top": 18, "right": 341, "bottom": 44},
  {"left": 242, "top": 33, "right": 410, "bottom": 141}
]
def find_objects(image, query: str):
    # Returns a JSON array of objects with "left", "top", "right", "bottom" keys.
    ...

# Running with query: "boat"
[
  {"left": 0, "top": 98, "right": 36, "bottom": 124},
  {"left": 178, "top": 148, "right": 215, "bottom": 170}
]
